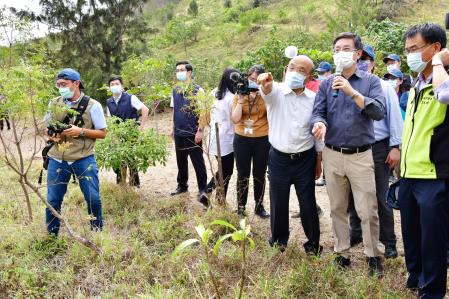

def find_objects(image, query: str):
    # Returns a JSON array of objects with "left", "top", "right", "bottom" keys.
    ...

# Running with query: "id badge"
[{"left": 244, "top": 119, "right": 254, "bottom": 135}]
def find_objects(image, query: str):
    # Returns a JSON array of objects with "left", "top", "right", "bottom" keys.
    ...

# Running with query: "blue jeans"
[
  {"left": 46, "top": 155, "right": 103, "bottom": 235},
  {"left": 399, "top": 178, "right": 449, "bottom": 299}
]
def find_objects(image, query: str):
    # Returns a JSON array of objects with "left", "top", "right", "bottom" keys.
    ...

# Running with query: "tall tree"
[{"left": 12, "top": 0, "right": 148, "bottom": 74}]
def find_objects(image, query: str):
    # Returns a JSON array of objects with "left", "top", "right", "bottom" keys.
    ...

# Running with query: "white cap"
[{"left": 284, "top": 46, "right": 298, "bottom": 59}]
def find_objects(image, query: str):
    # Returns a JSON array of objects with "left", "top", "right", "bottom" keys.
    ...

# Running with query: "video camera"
[
  {"left": 47, "top": 123, "right": 71, "bottom": 137},
  {"left": 230, "top": 72, "right": 259, "bottom": 95}
]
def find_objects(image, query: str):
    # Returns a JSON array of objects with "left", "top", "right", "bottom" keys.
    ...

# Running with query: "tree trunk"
[{"left": 214, "top": 122, "right": 225, "bottom": 206}]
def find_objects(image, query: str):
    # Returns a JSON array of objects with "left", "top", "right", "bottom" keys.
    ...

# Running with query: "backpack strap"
[{"left": 61, "top": 95, "right": 90, "bottom": 127}]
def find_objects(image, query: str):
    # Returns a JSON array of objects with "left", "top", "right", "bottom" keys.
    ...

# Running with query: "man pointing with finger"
[
  {"left": 310, "top": 32, "right": 386, "bottom": 276},
  {"left": 258, "top": 55, "right": 324, "bottom": 255}
]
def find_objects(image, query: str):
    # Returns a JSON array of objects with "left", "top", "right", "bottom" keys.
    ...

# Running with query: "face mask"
[
  {"left": 318, "top": 75, "right": 327, "bottom": 81},
  {"left": 386, "top": 79, "right": 398, "bottom": 89},
  {"left": 407, "top": 52, "right": 428, "bottom": 73},
  {"left": 248, "top": 80, "right": 259, "bottom": 89},
  {"left": 387, "top": 64, "right": 398, "bottom": 73},
  {"left": 176, "top": 71, "right": 188, "bottom": 82},
  {"left": 285, "top": 71, "right": 305, "bottom": 89},
  {"left": 333, "top": 51, "right": 355, "bottom": 70},
  {"left": 357, "top": 60, "right": 370, "bottom": 72},
  {"left": 59, "top": 87, "right": 74, "bottom": 99},
  {"left": 110, "top": 85, "right": 122, "bottom": 95}
]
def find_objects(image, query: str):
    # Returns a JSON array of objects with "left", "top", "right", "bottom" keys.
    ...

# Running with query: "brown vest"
[{"left": 48, "top": 95, "right": 99, "bottom": 162}]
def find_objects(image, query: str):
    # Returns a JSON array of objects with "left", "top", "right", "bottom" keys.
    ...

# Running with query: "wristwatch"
[
  {"left": 391, "top": 145, "right": 400, "bottom": 149},
  {"left": 79, "top": 129, "right": 86, "bottom": 137}
]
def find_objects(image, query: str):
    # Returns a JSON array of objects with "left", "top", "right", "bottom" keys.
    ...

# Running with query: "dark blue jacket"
[
  {"left": 106, "top": 92, "right": 139, "bottom": 121},
  {"left": 173, "top": 84, "right": 201, "bottom": 137}
]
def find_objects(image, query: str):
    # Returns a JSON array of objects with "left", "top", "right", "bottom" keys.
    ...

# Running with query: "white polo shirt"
[{"left": 261, "top": 82, "right": 324, "bottom": 154}]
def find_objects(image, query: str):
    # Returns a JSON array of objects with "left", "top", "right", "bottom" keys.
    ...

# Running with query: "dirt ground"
[{"left": 99, "top": 110, "right": 405, "bottom": 257}]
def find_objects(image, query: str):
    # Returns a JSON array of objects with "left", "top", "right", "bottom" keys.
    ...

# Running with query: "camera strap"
[{"left": 63, "top": 95, "right": 90, "bottom": 127}]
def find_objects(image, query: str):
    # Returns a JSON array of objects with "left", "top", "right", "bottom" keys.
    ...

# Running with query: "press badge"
[{"left": 244, "top": 119, "right": 254, "bottom": 135}]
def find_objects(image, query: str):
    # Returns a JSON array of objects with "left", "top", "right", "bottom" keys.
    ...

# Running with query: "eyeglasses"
[
  {"left": 404, "top": 43, "right": 433, "bottom": 55},
  {"left": 332, "top": 48, "right": 357, "bottom": 54}
]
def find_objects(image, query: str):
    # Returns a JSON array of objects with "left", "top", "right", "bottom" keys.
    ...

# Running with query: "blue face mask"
[
  {"left": 176, "top": 71, "right": 188, "bottom": 82},
  {"left": 357, "top": 60, "right": 370, "bottom": 72},
  {"left": 248, "top": 80, "right": 259, "bottom": 89},
  {"left": 407, "top": 52, "right": 428, "bottom": 73},
  {"left": 285, "top": 71, "right": 305, "bottom": 89},
  {"left": 318, "top": 75, "right": 327, "bottom": 81},
  {"left": 110, "top": 85, "right": 122, "bottom": 95},
  {"left": 59, "top": 87, "right": 74, "bottom": 99}
]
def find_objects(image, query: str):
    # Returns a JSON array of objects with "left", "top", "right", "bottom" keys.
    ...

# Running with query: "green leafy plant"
[
  {"left": 173, "top": 218, "right": 255, "bottom": 299},
  {"left": 95, "top": 117, "right": 169, "bottom": 186}
]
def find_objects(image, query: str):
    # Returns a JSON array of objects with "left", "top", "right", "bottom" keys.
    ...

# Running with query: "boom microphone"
[
  {"left": 230, "top": 72, "right": 241, "bottom": 82},
  {"left": 332, "top": 64, "right": 344, "bottom": 98}
]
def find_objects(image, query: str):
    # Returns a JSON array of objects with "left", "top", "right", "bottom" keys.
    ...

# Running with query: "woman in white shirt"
[{"left": 205, "top": 68, "right": 237, "bottom": 198}]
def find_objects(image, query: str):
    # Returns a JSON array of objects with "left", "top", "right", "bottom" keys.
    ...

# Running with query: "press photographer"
[{"left": 43, "top": 68, "right": 107, "bottom": 236}]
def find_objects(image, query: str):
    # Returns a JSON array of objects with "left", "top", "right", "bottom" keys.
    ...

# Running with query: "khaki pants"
[{"left": 323, "top": 147, "right": 381, "bottom": 258}]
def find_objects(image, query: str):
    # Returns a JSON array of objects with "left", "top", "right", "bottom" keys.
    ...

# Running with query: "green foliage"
[
  {"left": 166, "top": 18, "right": 203, "bottom": 54},
  {"left": 237, "top": 29, "right": 333, "bottom": 80},
  {"left": 95, "top": 117, "right": 169, "bottom": 177},
  {"left": 188, "top": 0, "right": 199, "bottom": 17},
  {"left": 365, "top": 19, "right": 409, "bottom": 73},
  {"left": 223, "top": 0, "right": 232, "bottom": 8},
  {"left": 239, "top": 8, "right": 269, "bottom": 28}
]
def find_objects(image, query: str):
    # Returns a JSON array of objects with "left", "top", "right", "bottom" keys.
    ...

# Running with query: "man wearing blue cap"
[
  {"left": 348, "top": 45, "right": 403, "bottom": 259},
  {"left": 383, "top": 69, "right": 407, "bottom": 119},
  {"left": 44, "top": 68, "right": 107, "bottom": 236},
  {"left": 316, "top": 62, "right": 333, "bottom": 81},
  {"left": 383, "top": 53, "right": 413, "bottom": 100}
]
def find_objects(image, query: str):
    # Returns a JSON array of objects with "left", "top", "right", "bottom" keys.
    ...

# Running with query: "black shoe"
[
  {"left": 334, "top": 255, "right": 351, "bottom": 269},
  {"left": 205, "top": 180, "right": 216, "bottom": 193},
  {"left": 291, "top": 211, "right": 301, "bottom": 219},
  {"left": 237, "top": 206, "right": 247, "bottom": 217},
  {"left": 170, "top": 186, "right": 188, "bottom": 196},
  {"left": 255, "top": 207, "right": 270, "bottom": 219},
  {"left": 268, "top": 239, "right": 286, "bottom": 252},
  {"left": 198, "top": 192, "right": 209, "bottom": 207},
  {"left": 350, "top": 236, "right": 363, "bottom": 247},
  {"left": 406, "top": 276, "right": 418, "bottom": 291},
  {"left": 384, "top": 245, "right": 398, "bottom": 259},
  {"left": 304, "top": 242, "right": 323, "bottom": 256},
  {"left": 367, "top": 257, "right": 383, "bottom": 278}
]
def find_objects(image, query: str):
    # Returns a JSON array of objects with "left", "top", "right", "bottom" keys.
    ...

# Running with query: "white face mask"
[
  {"left": 407, "top": 52, "right": 428, "bottom": 73},
  {"left": 386, "top": 79, "right": 398, "bottom": 89},
  {"left": 386, "top": 64, "right": 399, "bottom": 73},
  {"left": 333, "top": 51, "right": 356, "bottom": 70}
]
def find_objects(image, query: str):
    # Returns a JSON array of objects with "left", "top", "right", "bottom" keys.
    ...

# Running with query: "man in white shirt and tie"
[{"left": 258, "top": 55, "right": 324, "bottom": 254}]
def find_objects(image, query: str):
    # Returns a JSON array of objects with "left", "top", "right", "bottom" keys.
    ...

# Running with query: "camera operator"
[
  {"left": 44, "top": 68, "right": 106, "bottom": 236},
  {"left": 258, "top": 55, "right": 323, "bottom": 254},
  {"left": 231, "top": 65, "right": 270, "bottom": 218}
]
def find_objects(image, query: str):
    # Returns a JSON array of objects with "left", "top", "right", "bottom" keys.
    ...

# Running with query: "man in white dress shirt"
[{"left": 258, "top": 55, "right": 324, "bottom": 254}]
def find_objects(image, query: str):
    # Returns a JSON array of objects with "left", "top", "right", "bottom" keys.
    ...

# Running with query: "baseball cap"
[
  {"left": 57, "top": 68, "right": 85, "bottom": 89},
  {"left": 383, "top": 54, "right": 401, "bottom": 64},
  {"left": 383, "top": 68, "right": 404, "bottom": 80},
  {"left": 316, "top": 62, "right": 333, "bottom": 72},
  {"left": 362, "top": 44, "right": 375, "bottom": 60}
]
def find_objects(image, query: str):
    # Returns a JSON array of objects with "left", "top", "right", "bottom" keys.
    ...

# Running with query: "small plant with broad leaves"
[
  {"left": 95, "top": 117, "right": 169, "bottom": 186},
  {"left": 173, "top": 218, "right": 255, "bottom": 299}
]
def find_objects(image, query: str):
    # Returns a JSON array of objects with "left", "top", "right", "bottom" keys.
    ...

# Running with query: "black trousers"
[
  {"left": 0, "top": 114, "right": 10, "bottom": 130},
  {"left": 174, "top": 134, "right": 207, "bottom": 192},
  {"left": 113, "top": 164, "right": 140, "bottom": 187},
  {"left": 399, "top": 179, "right": 449, "bottom": 298},
  {"left": 268, "top": 147, "right": 320, "bottom": 247},
  {"left": 348, "top": 138, "right": 396, "bottom": 247},
  {"left": 207, "top": 152, "right": 234, "bottom": 198},
  {"left": 233, "top": 134, "right": 269, "bottom": 211}
]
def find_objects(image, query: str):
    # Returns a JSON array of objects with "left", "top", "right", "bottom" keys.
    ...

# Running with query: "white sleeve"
[
  {"left": 260, "top": 82, "right": 281, "bottom": 106},
  {"left": 105, "top": 106, "right": 111, "bottom": 117},
  {"left": 130, "top": 95, "right": 144, "bottom": 111},
  {"left": 170, "top": 96, "right": 174, "bottom": 108}
]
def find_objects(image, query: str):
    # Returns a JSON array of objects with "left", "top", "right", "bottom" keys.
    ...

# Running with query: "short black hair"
[
  {"left": 333, "top": 32, "right": 363, "bottom": 50},
  {"left": 248, "top": 64, "right": 265, "bottom": 76},
  {"left": 404, "top": 23, "right": 447, "bottom": 48},
  {"left": 108, "top": 75, "right": 123, "bottom": 85},
  {"left": 176, "top": 61, "right": 193, "bottom": 72}
]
